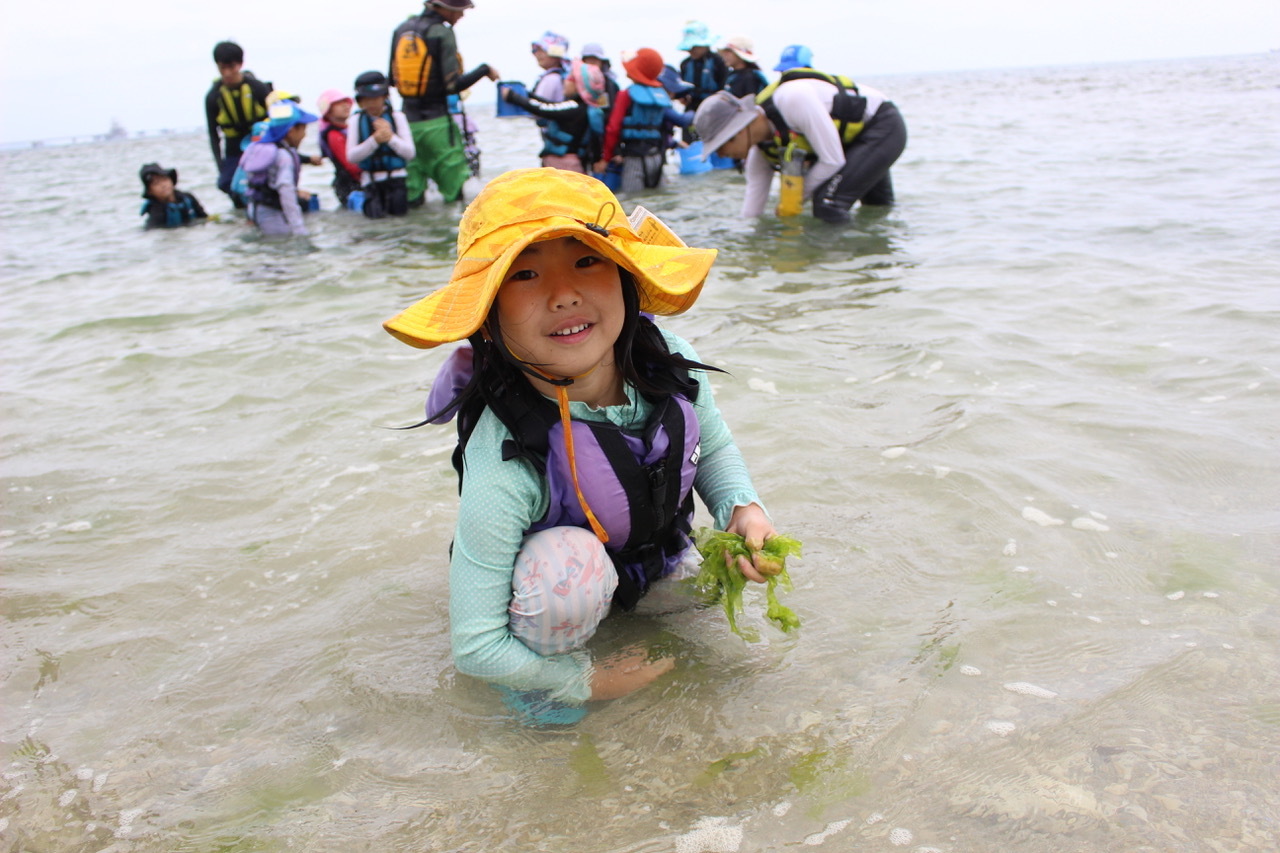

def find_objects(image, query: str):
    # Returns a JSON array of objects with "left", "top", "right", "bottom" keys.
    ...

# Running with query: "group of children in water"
[{"left": 139, "top": 21, "right": 801, "bottom": 237}]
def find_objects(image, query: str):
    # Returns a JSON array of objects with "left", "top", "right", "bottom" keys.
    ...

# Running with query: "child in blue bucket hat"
[{"left": 240, "top": 100, "right": 318, "bottom": 236}]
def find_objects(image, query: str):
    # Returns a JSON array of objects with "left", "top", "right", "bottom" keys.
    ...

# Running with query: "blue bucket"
[
  {"left": 496, "top": 81, "right": 529, "bottom": 117},
  {"left": 597, "top": 162, "right": 623, "bottom": 192},
  {"left": 709, "top": 152, "right": 737, "bottom": 170},
  {"left": 679, "top": 141, "right": 712, "bottom": 175}
]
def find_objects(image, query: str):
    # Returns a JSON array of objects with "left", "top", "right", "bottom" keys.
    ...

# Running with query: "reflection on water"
[{"left": 2, "top": 54, "right": 1279, "bottom": 851}]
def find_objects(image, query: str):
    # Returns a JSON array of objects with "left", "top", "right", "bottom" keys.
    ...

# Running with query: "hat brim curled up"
[{"left": 383, "top": 169, "right": 717, "bottom": 348}]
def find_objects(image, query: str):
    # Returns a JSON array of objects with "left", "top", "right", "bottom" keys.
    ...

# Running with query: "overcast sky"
[{"left": 1, "top": 0, "right": 1275, "bottom": 144}]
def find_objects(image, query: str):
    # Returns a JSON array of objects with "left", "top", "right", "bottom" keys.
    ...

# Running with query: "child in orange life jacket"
[
  {"left": 501, "top": 59, "right": 608, "bottom": 173},
  {"left": 315, "top": 89, "right": 362, "bottom": 208},
  {"left": 382, "top": 168, "right": 778, "bottom": 724},
  {"left": 138, "top": 163, "right": 207, "bottom": 229},
  {"left": 346, "top": 71, "right": 416, "bottom": 219}
]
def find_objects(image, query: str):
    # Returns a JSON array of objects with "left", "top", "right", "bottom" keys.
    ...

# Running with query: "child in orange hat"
[
  {"left": 384, "top": 168, "right": 778, "bottom": 724},
  {"left": 597, "top": 48, "right": 673, "bottom": 193}
]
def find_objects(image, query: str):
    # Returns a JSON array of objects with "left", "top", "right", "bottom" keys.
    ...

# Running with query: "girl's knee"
[{"left": 509, "top": 527, "right": 617, "bottom": 656}]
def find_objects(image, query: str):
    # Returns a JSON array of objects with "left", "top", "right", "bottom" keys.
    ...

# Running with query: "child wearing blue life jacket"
[
  {"left": 501, "top": 59, "right": 608, "bottom": 174},
  {"left": 346, "top": 71, "right": 416, "bottom": 219},
  {"left": 598, "top": 48, "right": 675, "bottom": 192},
  {"left": 383, "top": 168, "right": 778, "bottom": 724},
  {"left": 241, "top": 101, "right": 317, "bottom": 237},
  {"left": 138, "top": 163, "right": 207, "bottom": 229}
]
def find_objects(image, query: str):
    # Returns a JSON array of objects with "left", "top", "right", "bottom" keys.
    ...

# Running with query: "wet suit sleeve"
[
  {"left": 450, "top": 409, "right": 595, "bottom": 703},
  {"left": 143, "top": 200, "right": 170, "bottom": 229},
  {"left": 456, "top": 64, "right": 492, "bottom": 93},
  {"left": 185, "top": 191, "right": 207, "bottom": 220},
  {"left": 505, "top": 89, "right": 584, "bottom": 127},
  {"left": 664, "top": 106, "right": 694, "bottom": 129},
  {"left": 205, "top": 85, "right": 223, "bottom": 166}
]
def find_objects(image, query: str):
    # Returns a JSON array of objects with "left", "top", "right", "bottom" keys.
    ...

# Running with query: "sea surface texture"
[{"left": 2, "top": 54, "right": 1278, "bottom": 851}]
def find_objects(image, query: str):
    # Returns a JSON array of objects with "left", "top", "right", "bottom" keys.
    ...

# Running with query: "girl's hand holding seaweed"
[{"left": 724, "top": 502, "right": 776, "bottom": 583}]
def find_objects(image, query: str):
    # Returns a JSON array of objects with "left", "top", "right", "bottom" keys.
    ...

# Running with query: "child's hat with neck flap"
[{"left": 383, "top": 169, "right": 717, "bottom": 349}]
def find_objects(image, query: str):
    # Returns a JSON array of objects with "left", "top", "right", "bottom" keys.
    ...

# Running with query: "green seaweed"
[{"left": 692, "top": 528, "right": 803, "bottom": 639}]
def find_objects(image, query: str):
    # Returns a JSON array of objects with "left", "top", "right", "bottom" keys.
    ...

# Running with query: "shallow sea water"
[{"left": 2, "top": 54, "right": 1279, "bottom": 851}]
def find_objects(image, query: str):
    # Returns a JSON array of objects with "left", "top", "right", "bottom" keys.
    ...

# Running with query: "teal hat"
[
  {"left": 677, "top": 20, "right": 715, "bottom": 51},
  {"left": 261, "top": 100, "right": 317, "bottom": 144}
]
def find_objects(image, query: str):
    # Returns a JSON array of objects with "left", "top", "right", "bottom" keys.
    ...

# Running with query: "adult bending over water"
[{"left": 694, "top": 68, "right": 907, "bottom": 223}]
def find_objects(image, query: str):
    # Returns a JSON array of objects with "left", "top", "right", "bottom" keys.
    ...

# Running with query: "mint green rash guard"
[{"left": 449, "top": 330, "right": 763, "bottom": 703}]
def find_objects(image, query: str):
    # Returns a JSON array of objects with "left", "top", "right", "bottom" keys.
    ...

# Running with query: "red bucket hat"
[{"left": 622, "top": 48, "right": 664, "bottom": 87}]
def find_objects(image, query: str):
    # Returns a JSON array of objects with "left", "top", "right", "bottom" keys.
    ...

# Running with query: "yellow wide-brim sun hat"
[{"left": 383, "top": 169, "right": 718, "bottom": 349}]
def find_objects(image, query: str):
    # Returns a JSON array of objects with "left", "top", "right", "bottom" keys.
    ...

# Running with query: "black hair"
[
  {"left": 212, "top": 41, "right": 244, "bottom": 65},
  {"left": 418, "top": 271, "right": 723, "bottom": 447}
]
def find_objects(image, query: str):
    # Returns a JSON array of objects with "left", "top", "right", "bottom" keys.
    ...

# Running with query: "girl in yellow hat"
[{"left": 385, "top": 168, "right": 777, "bottom": 723}]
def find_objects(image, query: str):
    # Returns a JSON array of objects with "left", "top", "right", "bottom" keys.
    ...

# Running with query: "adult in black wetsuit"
[
  {"left": 204, "top": 41, "right": 272, "bottom": 208},
  {"left": 388, "top": 0, "right": 499, "bottom": 205}
]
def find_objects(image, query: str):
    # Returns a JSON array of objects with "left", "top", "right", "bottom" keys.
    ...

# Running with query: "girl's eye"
[
  {"left": 507, "top": 268, "right": 537, "bottom": 282},
  {"left": 575, "top": 254, "right": 601, "bottom": 268}
]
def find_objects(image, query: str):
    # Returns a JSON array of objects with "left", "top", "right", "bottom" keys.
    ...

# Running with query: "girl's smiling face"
[{"left": 494, "top": 236, "right": 627, "bottom": 405}]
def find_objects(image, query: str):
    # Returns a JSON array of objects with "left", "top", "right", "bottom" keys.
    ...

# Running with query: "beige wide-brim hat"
[
  {"left": 383, "top": 169, "right": 717, "bottom": 349},
  {"left": 720, "top": 35, "right": 758, "bottom": 64}
]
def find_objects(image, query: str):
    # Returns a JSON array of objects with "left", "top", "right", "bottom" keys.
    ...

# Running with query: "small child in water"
[
  {"left": 346, "top": 71, "right": 415, "bottom": 219},
  {"left": 383, "top": 168, "right": 777, "bottom": 724},
  {"left": 138, "top": 163, "right": 207, "bottom": 229},
  {"left": 242, "top": 101, "right": 317, "bottom": 237},
  {"left": 315, "top": 88, "right": 362, "bottom": 208}
]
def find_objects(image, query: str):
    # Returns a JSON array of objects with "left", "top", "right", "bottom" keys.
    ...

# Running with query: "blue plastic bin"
[
  {"left": 709, "top": 152, "right": 737, "bottom": 170},
  {"left": 679, "top": 141, "right": 713, "bottom": 174},
  {"left": 598, "top": 162, "right": 623, "bottom": 192},
  {"left": 496, "top": 81, "right": 529, "bottom": 117}
]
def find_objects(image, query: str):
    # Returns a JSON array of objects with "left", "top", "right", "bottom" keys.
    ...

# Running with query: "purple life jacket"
[{"left": 428, "top": 337, "right": 702, "bottom": 611}]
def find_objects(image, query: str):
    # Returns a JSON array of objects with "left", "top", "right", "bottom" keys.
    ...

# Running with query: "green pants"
[{"left": 407, "top": 116, "right": 470, "bottom": 204}]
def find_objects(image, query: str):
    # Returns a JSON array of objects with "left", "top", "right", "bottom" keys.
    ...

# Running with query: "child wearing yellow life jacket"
[{"left": 346, "top": 71, "right": 416, "bottom": 219}]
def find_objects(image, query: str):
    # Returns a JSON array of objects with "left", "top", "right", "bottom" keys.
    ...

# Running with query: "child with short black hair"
[
  {"left": 346, "top": 71, "right": 415, "bottom": 219},
  {"left": 138, "top": 163, "right": 207, "bottom": 229}
]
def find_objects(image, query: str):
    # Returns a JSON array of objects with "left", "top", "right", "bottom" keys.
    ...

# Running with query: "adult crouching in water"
[
  {"left": 693, "top": 71, "right": 907, "bottom": 224},
  {"left": 389, "top": 0, "right": 500, "bottom": 206}
]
